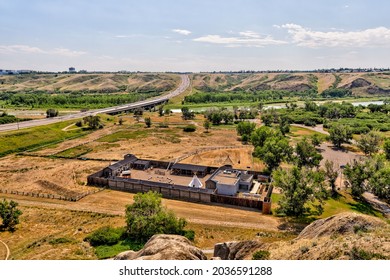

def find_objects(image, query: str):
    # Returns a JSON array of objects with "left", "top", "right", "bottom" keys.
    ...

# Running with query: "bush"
[
  {"left": 84, "top": 226, "right": 126, "bottom": 246},
  {"left": 183, "top": 124, "right": 196, "bottom": 132},
  {"left": 252, "top": 250, "right": 270, "bottom": 260},
  {"left": 75, "top": 120, "right": 83, "bottom": 127},
  {"left": 125, "top": 191, "right": 187, "bottom": 242},
  {"left": 183, "top": 230, "right": 195, "bottom": 241}
]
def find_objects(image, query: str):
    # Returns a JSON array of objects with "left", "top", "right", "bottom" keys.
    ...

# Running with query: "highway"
[{"left": 0, "top": 74, "right": 190, "bottom": 132}]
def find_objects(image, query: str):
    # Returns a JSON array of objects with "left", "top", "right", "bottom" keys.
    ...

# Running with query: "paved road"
[{"left": 0, "top": 74, "right": 190, "bottom": 132}]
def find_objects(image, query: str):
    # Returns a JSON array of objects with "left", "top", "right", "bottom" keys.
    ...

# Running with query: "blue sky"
[{"left": 0, "top": 0, "right": 389, "bottom": 71}]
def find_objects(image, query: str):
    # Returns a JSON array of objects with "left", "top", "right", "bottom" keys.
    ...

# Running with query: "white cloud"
[
  {"left": 281, "top": 24, "right": 390, "bottom": 48},
  {"left": 0, "top": 44, "right": 86, "bottom": 56},
  {"left": 0, "top": 45, "right": 45, "bottom": 54},
  {"left": 193, "top": 31, "right": 286, "bottom": 47},
  {"left": 172, "top": 29, "right": 192, "bottom": 36},
  {"left": 51, "top": 48, "right": 87, "bottom": 57}
]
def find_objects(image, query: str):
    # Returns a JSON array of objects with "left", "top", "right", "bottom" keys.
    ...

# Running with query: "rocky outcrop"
[
  {"left": 297, "top": 212, "right": 386, "bottom": 240},
  {"left": 114, "top": 234, "right": 207, "bottom": 260},
  {"left": 213, "top": 240, "right": 264, "bottom": 260}
]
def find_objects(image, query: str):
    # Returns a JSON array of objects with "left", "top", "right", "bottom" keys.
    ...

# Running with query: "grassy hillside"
[
  {"left": 190, "top": 72, "right": 390, "bottom": 96},
  {"left": 0, "top": 73, "right": 180, "bottom": 94}
]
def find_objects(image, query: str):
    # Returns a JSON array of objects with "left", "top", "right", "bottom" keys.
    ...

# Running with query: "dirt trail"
[
  {"left": 0, "top": 239, "right": 10, "bottom": 260},
  {"left": 0, "top": 190, "right": 282, "bottom": 232}
]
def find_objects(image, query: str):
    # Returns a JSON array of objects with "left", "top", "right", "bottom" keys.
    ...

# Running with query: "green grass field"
[{"left": 0, "top": 120, "right": 90, "bottom": 157}]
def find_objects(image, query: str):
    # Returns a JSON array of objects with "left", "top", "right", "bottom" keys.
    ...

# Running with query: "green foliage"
[
  {"left": 0, "top": 113, "right": 16, "bottom": 124},
  {"left": 84, "top": 226, "right": 126, "bottom": 246},
  {"left": 46, "top": 108, "right": 59, "bottom": 118},
  {"left": 294, "top": 137, "right": 323, "bottom": 168},
  {"left": 181, "top": 107, "right": 195, "bottom": 120},
  {"left": 158, "top": 105, "right": 164, "bottom": 117},
  {"left": 2, "top": 92, "right": 161, "bottom": 109},
  {"left": 83, "top": 115, "right": 101, "bottom": 130},
  {"left": 203, "top": 119, "right": 211, "bottom": 132},
  {"left": 324, "top": 160, "right": 339, "bottom": 196},
  {"left": 236, "top": 121, "right": 256, "bottom": 136},
  {"left": 183, "top": 89, "right": 316, "bottom": 104},
  {"left": 75, "top": 120, "right": 83, "bottom": 127},
  {"left": 343, "top": 158, "right": 381, "bottom": 198},
  {"left": 144, "top": 117, "right": 152, "bottom": 128},
  {"left": 125, "top": 191, "right": 187, "bottom": 242},
  {"left": 0, "top": 120, "right": 89, "bottom": 157},
  {"left": 357, "top": 130, "right": 382, "bottom": 155},
  {"left": 328, "top": 123, "right": 352, "bottom": 148},
  {"left": 184, "top": 230, "right": 195, "bottom": 241},
  {"left": 118, "top": 118, "right": 124, "bottom": 125},
  {"left": 250, "top": 126, "right": 279, "bottom": 148},
  {"left": 310, "top": 133, "right": 323, "bottom": 147},
  {"left": 49, "top": 237, "right": 75, "bottom": 245},
  {"left": 384, "top": 139, "right": 390, "bottom": 160},
  {"left": 252, "top": 250, "right": 270, "bottom": 260},
  {"left": 0, "top": 199, "right": 23, "bottom": 231},
  {"left": 273, "top": 167, "right": 328, "bottom": 217},
  {"left": 254, "top": 136, "right": 292, "bottom": 172},
  {"left": 94, "top": 241, "right": 143, "bottom": 259},
  {"left": 322, "top": 88, "right": 351, "bottom": 98},
  {"left": 183, "top": 124, "right": 196, "bottom": 132},
  {"left": 349, "top": 247, "right": 387, "bottom": 260}
]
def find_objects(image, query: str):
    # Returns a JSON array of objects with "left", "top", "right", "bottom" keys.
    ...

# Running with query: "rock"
[
  {"left": 114, "top": 234, "right": 207, "bottom": 260},
  {"left": 214, "top": 240, "right": 264, "bottom": 260},
  {"left": 297, "top": 212, "right": 386, "bottom": 240}
]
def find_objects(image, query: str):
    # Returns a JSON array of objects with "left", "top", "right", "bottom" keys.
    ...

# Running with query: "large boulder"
[
  {"left": 213, "top": 240, "right": 264, "bottom": 260},
  {"left": 114, "top": 234, "right": 207, "bottom": 260}
]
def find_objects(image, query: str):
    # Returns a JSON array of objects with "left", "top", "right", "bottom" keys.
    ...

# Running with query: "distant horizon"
[
  {"left": 1, "top": 67, "right": 390, "bottom": 74},
  {"left": 1, "top": 0, "right": 389, "bottom": 72}
]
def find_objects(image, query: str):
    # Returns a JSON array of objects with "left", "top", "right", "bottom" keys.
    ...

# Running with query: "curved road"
[
  {"left": 0, "top": 74, "right": 190, "bottom": 132},
  {"left": 0, "top": 238, "right": 10, "bottom": 260}
]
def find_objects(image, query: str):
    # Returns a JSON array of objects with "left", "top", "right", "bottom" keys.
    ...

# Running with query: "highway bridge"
[{"left": 0, "top": 75, "right": 190, "bottom": 132}]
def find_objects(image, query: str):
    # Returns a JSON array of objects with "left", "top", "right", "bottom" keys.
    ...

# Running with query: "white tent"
[{"left": 188, "top": 175, "right": 203, "bottom": 188}]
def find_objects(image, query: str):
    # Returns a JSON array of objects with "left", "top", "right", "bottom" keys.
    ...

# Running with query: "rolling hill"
[
  {"left": 0, "top": 73, "right": 180, "bottom": 94},
  {"left": 191, "top": 72, "right": 390, "bottom": 96}
]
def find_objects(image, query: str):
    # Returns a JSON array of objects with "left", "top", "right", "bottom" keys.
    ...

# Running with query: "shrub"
[
  {"left": 183, "top": 124, "right": 196, "bottom": 132},
  {"left": 75, "top": 120, "right": 83, "bottom": 127},
  {"left": 184, "top": 230, "right": 195, "bottom": 241},
  {"left": 84, "top": 226, "right": 125, "bottom": 246},
  {"left": 125, "top": 191, "right": 187, "bottom": 242},
  {"left": 252, "top": 250, "right": 270, "bottom": 260}
]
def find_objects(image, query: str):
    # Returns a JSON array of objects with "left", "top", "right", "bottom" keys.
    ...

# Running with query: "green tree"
[
  {"left": 236, "top": 121, "right": 256, "bottom": 136},
  {"left": 384, "top": 139, "right": 390, "bottom": 160},
  {"left": 118, "top": 118, "right": 124, "bottom": 125},
  {"left": 181, "top": 107, "right": 195, "bottom": 120},
  {"left": 311, "top": 134, "right": 323, "bottom": 147},
  {"left": 0, "top": 199, "right": 22, "bottom": 231},
  {"left": 46, "top": 108, "right": 58, "bottom": 118},
  {"left": 324, "top": 160, "right": 339, "bottom": 196},
  {"left": 144, "top": 117, "right": 152, "bottom": 128},
  {"left": 125, "top": 191, "right": 187, "bottom": 242},
  {"left": 83, "top": 115, "right": 101, "bottom": 129},
  {"left": 261, "top": 113, "right": 273, "bottom": 126},
  {"left": 273, "top": 167, "right": 327, "bottom": 217},
  {"left": 343, "top": 159, "right": 371, "bottom": 198},
  {"left": 250, "top": 126, "right": 279, "bottom": 148},
  {"left": 203, "top": 119, "right": 211, "bottom": 132},
  {"left": 357, "top": 131, "right": 382, "bottom": 156},
  {"left": 158, "top": 105, "right": 164, "bottom": 117},
  {"left": 254, "top": 136, "right": 292, "bottom": 172},
  {"left": 295, "top": 137, "right": 323, "bottom": 168},
  {"left": 368, "top": 166, "right": 390, "bottom": 203},
  {"left": 329, "top": 124, "right": 352, "bottom": 148}
]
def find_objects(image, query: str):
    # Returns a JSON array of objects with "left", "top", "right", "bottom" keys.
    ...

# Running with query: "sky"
[{"left": 0, "top": 0, "right": 389, "bottom": 72}]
